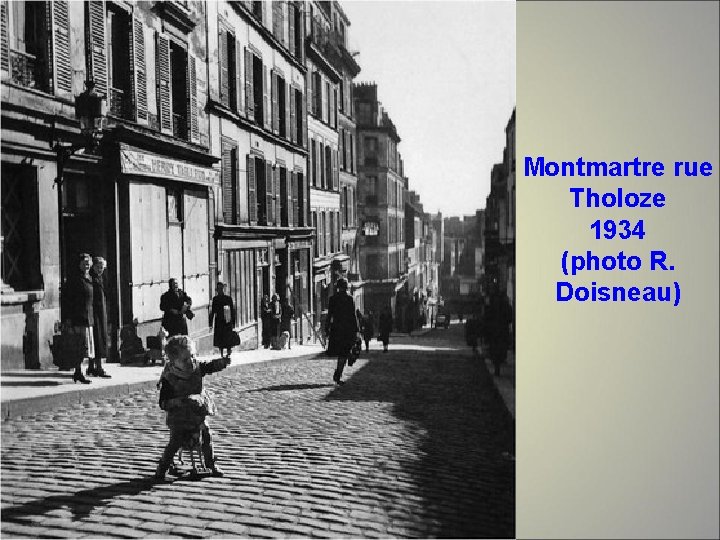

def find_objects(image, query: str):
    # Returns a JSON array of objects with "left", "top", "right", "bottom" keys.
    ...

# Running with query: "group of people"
[
  {"left": 259, "top": 294, "right": 295, "bottom": 350},
  {"left": 63, "top": 253, "right": 111, "bottom": 384}
]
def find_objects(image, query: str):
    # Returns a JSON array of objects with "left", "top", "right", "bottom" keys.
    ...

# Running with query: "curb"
[{"left": 1, "top": 351, "right": 325, "bottom": 421}]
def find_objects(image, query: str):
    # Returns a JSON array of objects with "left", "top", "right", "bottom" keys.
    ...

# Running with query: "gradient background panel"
[{"left": 516, "top": 2, "right": 719, "bottom": 538}]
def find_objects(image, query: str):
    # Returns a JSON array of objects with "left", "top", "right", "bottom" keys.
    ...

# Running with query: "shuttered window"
[
  {"left": 296, "top": 172, "right": 305, "bottom": 227},
  {"left": 218, "top": 23, "right": 229, "bottom": 107},
  {"left": 291, "top": 171, "right": 299, "bottom": 227},
  {"left": 133, "top": 18, "right": 147, "bottom": 122},
  {"left": 265, "top": 161, "right": 273, "bottom": 225},
  {"left": 221, "top": 139, "right": 238, "bottom": 224},
  {"left": 1, "top": 2, "right": 9, "bottom": 74},
  {"left": 289, "top": 84, "right": 296, "bottom": 144},
  {"left": 279, "top": 167, "right": 288, "bottom": 227},
  {"left": 51, "top": 0, "right": 72, "bottom": 95},
  {"left": 262, "top": 64, "right": 269, "bottom": 130},
  {"left": 87, "top": 1, "right": 107, "bottom": 97},
  {"left": 155, "top": 32, "right": 172, "bottom": 134},
  {"left": 272, "top": 1, "right": 284, "bottom": 45},
  {"left": 247, "top": 154, "right": 257, "bottom": 224},
  {"left": 271, "top": 71, "right": 278, "bottom": 134},
  {"left": 244, "top": 48, "right": 254, "bottom": 121}
]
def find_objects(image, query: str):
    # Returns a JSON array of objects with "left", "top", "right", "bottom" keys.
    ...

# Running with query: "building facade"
[
  {"left": 1, "top": 0, "right": 218, "bottom": 368},
  {"left": 206, "top": 1, "right": 313, "bottom": 348},
  {"left": 354, "top": 82, "right": 405, "bottom": 322}
]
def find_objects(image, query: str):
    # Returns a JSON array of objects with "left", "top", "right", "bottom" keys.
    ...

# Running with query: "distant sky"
[{"left": 341, "top": 0, "right": 516, "bottom": 217}]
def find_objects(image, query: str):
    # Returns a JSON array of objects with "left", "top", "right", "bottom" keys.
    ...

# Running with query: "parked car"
[{"left": 434, "top": 309, "right": 450, "bottom": 329}]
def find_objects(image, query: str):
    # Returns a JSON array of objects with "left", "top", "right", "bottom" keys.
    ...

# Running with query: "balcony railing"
[
  {"left": 172, "top": 113, "right": 188, "bottom": 140},
  {"left": 9, "top": 49, "right": 43, "bottom": 90}
]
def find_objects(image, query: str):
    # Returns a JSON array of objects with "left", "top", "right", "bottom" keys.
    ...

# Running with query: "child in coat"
[{"left": 155, "top": 335, "right": 230, "bottom": 480}]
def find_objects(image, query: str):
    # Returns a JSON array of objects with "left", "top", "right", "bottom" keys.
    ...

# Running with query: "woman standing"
[
  {"left": 280, "top": 297, "right": 295, "bottom": 349},
  {"left": 270, "top": 294, "right": 282, "bottom": 349},
  {"left": 378, "top": 305, "right": 393, "bottom": 353},
  {"left": 361, "top": 310, "right": 375, "bottom": 352},
  {"left": 63, "top": 253, "right": 95, "bottom": 384},
  {"left": 210, "top": 282, "right": 236, "bottom": 358},
  {"left": 324, "top": 278, "right": 359, "bottom": 385},
  {"left": 260, "top": 295, "right": 271, "bottom": 349},
  {"left": 89, "top": 256, "right": 111, "bottom": 378}
]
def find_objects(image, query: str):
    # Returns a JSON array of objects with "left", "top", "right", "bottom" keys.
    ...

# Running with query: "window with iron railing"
[{"left": 7, "top": 1, "right": 50, "bottom": 92}]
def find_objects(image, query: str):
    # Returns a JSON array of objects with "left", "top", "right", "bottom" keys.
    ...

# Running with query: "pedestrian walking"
[
  {"left": 160, "top": 279, "right": 193, "bottom": 337},
  {"left": 155, "top": 336, "right": 231, "bottom": 481},
  {"left": 209, "top": 282, "right": 235, "bottom": 358},
  {"left": 280, "top": 297, "right": 295, "bottom": 349},
  {"left": 378, "top": 305, "right": 393, "bottom": 353},
  {"left": 260, "top": 295, "right": 272, "bottom": 348},
  {"left": 270, "top": 294, "right": 282, "bottom": 349},
  {"left": 89, "top": 256, "right": 111, "bottom": 378},
  {"left": 324, "top": 278, "right": 360, "bottom": 385},
  {"left": 362, "top": 310, "right": 375, "bottom": 351},
  {"left": 465, "top": 314, "right": 481, "bottom": 354},
  {"left": 62, "top": 253, "right": 95, "bottom": 384},
  {"left": 484, "top": 288, "right": 513, "bottom": 376}
]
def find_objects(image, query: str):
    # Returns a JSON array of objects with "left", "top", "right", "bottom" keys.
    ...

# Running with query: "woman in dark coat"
[
  {"left": 63, "top": 253, "right": 95, "bottom": 384},
  {"left": 280, "top": 297, "right": 295, "bottom": 349},
  {"left": 210, "top": 282, "right": 235, "bottom": 358},
  {"left": 361, "top": 310, "right": 375, "bottom": 352},
  {"left": 378, "top": 305, "right": 393, "bottom": 353},
  {"left": 89, "top": 256, "right": 111, "bottom": 378},
  {"left": 485, "top": 289, "right": 513, "bottom": 375},
  {"left": 260, "top": 295, "right": 272, "bottom": 349},
  {"left": 324, "top": 278, "right": 359, "bottom": 385}
]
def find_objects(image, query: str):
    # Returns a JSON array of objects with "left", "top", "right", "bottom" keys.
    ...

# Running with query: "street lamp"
[{"left": 51, "top": 79, "right": 106, "bottom": 290}]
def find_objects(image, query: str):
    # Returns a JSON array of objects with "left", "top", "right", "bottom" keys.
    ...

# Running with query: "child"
[{"left": 155, "top": 336, "right": 231, "bottom": 480}]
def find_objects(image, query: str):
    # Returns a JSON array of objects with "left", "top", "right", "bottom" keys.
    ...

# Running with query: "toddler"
[{"left": 155, "top": 335, "right": 230, "bottom": 480}]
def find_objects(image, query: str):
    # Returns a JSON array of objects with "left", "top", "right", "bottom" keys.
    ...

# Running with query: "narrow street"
[{"left": 1, "top": 324, "right": 514, "bottom": 539}]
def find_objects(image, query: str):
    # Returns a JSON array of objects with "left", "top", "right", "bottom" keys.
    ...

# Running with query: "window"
[
  {"left": 312, "top": 71, "right": 322, "bottom": 117},
  {"left": 342, "top": 186, "right": 348, "bottom": 227},
  {"left": 349, "top": 133, "right": 354, "bottom": 173},
  {"left": 312, "top": 212, "right": 318, "bottom": 257},
  {"left": 252, "top": 1, "right": 263, "bottom": 21},
  {"left": 219, "top": 23, "right": 238, "bottom": 110},
  {"left": 296, "top": 172, "right": 305, "bottom": 226},
  {"left": 272, "top": 1, "right": 284, "bottom": 44},
  {"left": 252, "top": 54, "right": 264, "bottom": 126},
  {"left": 324, "top": 81, "right": 330, "bottom": 124},
  {"left": 310, "top": 139, "right": 317, "bottom": 187},
  {"left": 364, "top": 136, "right": 378, "bottom": 166},
  {"left": 1, "top": 163, "right": 41, "bottom": 291},
  {"left": 6, "top": 1, "right": 51, "bottom": 91},
  {"left": 277, "top": 75, "right": 287, "bottom": 138},
  {"left": 279, "top": 167, "right": 289, "bottom": 226},
  {"left": 329, "top": 212, "right": 335, "bottom": 254},
  {"left": 170, "top": 41, "right": 189, "bottom": 139},
  {"left": 294, "top": 87, "right": 304, "bottom": 145},
  {"left": 367, "top": 175, "right": 378, "bottom": 203},
  {"left": 324, "top": 146, "right": 332, "bottom": 190},
  {"left": 358, "top": 102, "right": 372, "bottom": 124},
  {"left": 167, "top": 188, "right": 183, "bottom": 223},
  {"left": 107, "top": 5, "right": 132, "bottom": 118},
  {"left": 221, "top": 139, "right": 238, "bottom": 224}
]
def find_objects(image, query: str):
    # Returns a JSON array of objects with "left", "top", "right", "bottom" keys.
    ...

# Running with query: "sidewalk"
[
  {"left": 1, "top": 342, "right": 324, "bottom": 420},
  {"left": 484, "top": 348, "right": 515, "bottom": 420}
]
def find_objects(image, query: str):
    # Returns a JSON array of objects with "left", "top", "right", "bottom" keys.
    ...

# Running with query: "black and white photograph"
[{"left": 1, "top": 1, "right": 515, "bottom": 538}]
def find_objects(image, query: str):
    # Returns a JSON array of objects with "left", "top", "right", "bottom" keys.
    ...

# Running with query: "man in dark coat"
[
  {"left": 160, "top": 278, "right": 192, "bottom": 337},
  {"left": 484, "top": 288, "right": 513, "bottom": 375},
  {"left": 324, "top": 278, "right": 359, "bottom": 385},
  {"left": 89, "top": 256, "right": 111, "bottom": 378}
]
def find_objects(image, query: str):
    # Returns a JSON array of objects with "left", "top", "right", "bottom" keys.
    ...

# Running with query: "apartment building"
[
  {"left": 353, "top": 82, "right": 405, "bottom": 321},
  {"left": 1, "top": 1, "right": 217, "bottom": 368},
  {"left": 206, "top": 1, "right": 313, "bottom": 347}
]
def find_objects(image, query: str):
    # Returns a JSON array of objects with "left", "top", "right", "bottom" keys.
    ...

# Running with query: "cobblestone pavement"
[{"left": 1, "top": 326, "right": 514, "bottom": 538}]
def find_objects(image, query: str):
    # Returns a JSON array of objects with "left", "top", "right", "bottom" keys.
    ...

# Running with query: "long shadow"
[
  {"left": 246, "top": 383, "right": 335, "bottom": 392},
  {"left": 1, "top": 476, "right": 157, "bottom": 523},
  {"left": 326, "top": 347, "right": 515, "bottom": 538}
]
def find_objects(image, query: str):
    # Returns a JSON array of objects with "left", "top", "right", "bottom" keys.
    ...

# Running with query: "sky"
[{"left": 341, "top": 0, "right": 516, "bottom": 217}]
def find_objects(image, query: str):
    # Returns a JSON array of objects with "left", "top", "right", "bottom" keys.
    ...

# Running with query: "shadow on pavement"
[
  {"left": 246, "top": 383, "right": 335, "bottom": 392},
  {"left": 326, "top": 350, "right": 515, "bottom": 538},
  {"left": 1, "top": 476, "right": 157, "bottom": 523}
]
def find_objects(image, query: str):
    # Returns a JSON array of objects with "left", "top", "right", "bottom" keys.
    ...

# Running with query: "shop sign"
[{"left": 120, "top": 145, "right": 219, "bottom": 185}]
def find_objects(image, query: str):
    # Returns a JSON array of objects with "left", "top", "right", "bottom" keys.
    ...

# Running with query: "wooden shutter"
[
  {"left": 271, "top": 71, "right": 278, "bottom": 134},
  {"left": 274, "top": 167, "right": 281, "bottom": 225},
  {"left": 322, "top": 80, "right": 328, "bottom": 123},
  {"left": 263, "top": 64, "right": 270, "bottom": 130},
  {"left": 51, "top": 0, "right": 72, "bottom": 95},
  {"left": 332, "top": 148, "right": 338, "bottom": 190},
  {"left": 87, "top": 1, "right": 107, "bottom": 97},
  {"left": 155, "top": 33, "right": 172, "bottom": 134},
  {"left": 133, "top": 17, "right": 147, "bottom": 122},
  {"left": 1, "top": 1, "right": 8, "bottom": 74},
  {"left": 219, "top": 25, "right": 229, "bottom": 106},
  {"left": 247, "top": 155, "right": 257, "bottom": 224},
  {"left": 288, "top": 3, "right": 295, "bottom": 56},
  {"left": 188, "top": 54, "right": 199, "bottom": 143},
  {"left": 331, "top": 87, "right": 336, "bottom": 128},
  {"left": 221, "top": 142, "right": 234, "bottom": 224},
  {"left": 306, "top": 70, "right": 313, "bottom": 116},
  {"left": 244, "top": 48, "right": 254, "bottom": 120},
  {"left": 301, "top": 88, "right": 307, "bottom": 147},
  {"left": 289, "top": 86, "right": 296, "bottom": 144},
  {"left": 265, "top": 162, "right": 273, "bottom": 225},
  {"left": 235, "top": 38, "right": 243, "bottom": 114},
  {"left": 291, "top": 172, "right": 299, "bottom": 227},
  {"left": 284, "top": 81, "right": 291, "bottom": 141}
]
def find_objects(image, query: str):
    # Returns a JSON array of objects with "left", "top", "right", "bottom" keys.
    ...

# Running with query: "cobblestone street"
[{"left": 1, "top": 326, "right": 514, "bottom": 538}]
